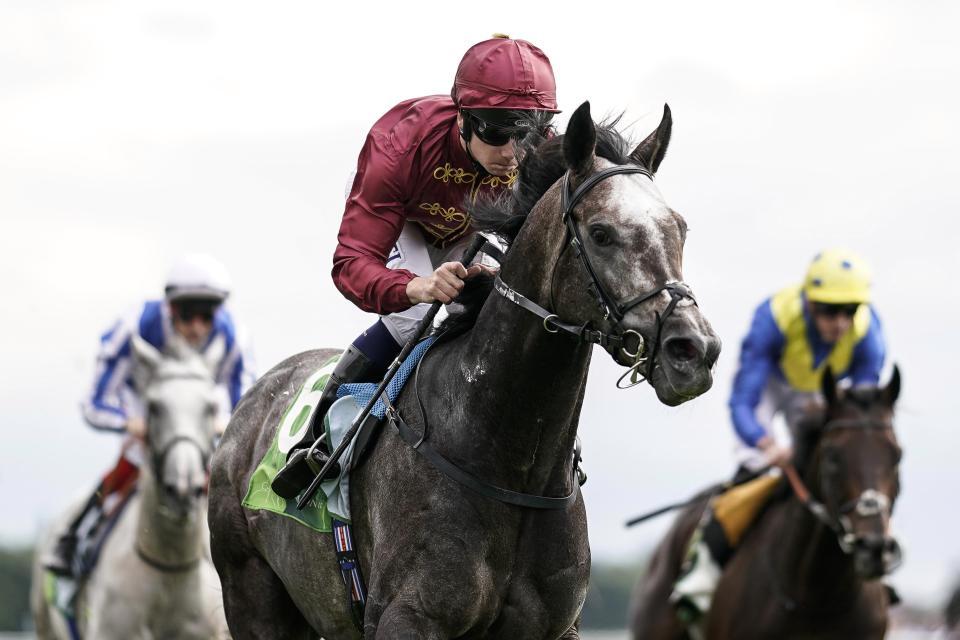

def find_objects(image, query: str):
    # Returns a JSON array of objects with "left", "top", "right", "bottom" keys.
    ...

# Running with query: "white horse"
[{"left": 32, "top": 336, "right": 230, "bottom": 639}]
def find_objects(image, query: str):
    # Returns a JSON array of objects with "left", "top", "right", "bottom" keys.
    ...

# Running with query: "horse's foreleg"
[{"left": 215, "top": 552, "right": 314, "bottom": 640}]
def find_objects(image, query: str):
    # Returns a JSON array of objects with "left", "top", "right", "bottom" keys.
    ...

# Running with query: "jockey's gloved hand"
[{"left": 758, "top": 436, "right": 793, "bottom": 468}]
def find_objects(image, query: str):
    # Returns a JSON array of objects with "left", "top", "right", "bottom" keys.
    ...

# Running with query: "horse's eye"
[
  {"left": 589, "top": 225, "right": 613, "bottom": 247},
  {"left": 148, "top": 402, "right": 160, "bottom": 417}
]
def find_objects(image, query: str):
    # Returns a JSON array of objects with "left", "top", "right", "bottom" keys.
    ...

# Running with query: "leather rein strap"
[{"left": 492, "top": 275, "right": 628, "bottom": 350}]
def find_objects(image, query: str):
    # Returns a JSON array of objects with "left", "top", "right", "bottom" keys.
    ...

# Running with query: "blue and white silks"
[{"left": 82, "top": 300, "right": 255, "bottom": 432}]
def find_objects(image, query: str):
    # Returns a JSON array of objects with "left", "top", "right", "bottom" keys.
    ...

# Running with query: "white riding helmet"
[{"left": 164, "top": 253, "right": 232, "bottom": 303}]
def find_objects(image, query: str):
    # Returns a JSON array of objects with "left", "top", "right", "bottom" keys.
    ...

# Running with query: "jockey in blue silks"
[
  {"left": 44, "top": 254, "right": 256, "bottom": 577},
  {"left": 671, "top": 248, "right": 887, "bottom": 622}
]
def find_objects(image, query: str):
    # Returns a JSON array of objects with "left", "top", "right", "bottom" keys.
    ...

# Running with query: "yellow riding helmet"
[{"left": 803, "top": 248, "right": 872, "bottom": 304}]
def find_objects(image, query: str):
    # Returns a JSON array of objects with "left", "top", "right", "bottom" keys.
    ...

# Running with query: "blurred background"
[{"left": 2, "top": 0, "right": 958, "bottom": 635}]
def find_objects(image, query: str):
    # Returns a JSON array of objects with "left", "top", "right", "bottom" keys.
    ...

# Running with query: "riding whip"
[
  {"left": 297, "top": 233, "right": 489, "bottom": 510},
  {"left": 624, "top": 465, "right": 771, "bottom": 527}
]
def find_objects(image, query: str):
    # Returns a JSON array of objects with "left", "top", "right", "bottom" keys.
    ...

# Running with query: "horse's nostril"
[{"left": 665, "top": 337, "right": 700, "bottom": 363}]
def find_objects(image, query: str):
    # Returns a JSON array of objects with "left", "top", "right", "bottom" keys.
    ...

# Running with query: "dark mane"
[
  {"left": 435, "top": 118, "right": 635, "bottom": 337},
  {"left": 469, "top": 117, "right": 635, "bottom": 244}
]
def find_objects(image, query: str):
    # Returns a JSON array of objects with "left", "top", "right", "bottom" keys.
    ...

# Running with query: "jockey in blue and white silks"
[
  {"left": 671, "top": 248, "right": 889, "bottom": 622},
  {"left": 82, "top": 299, "right": 254, "bottom": 436},
  {"left": 44, "top": 254, "right": 255, "bottom": 577}
]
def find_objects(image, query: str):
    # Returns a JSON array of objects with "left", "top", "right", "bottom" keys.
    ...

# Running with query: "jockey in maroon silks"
[{"left": 273, "top": 35, "right": 560, "bottom": 497}]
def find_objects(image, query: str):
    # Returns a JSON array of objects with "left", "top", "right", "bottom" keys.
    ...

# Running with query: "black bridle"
[
  {"left": 494, "top": 164, "right": 696, "bottom": 387},
  {"left": 786, "top": 416, "right": 900, "bottom": 565}
]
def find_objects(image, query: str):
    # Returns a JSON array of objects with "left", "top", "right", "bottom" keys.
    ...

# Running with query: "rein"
[{"left": 493, "top": 164, "right": 696, "bottom": 388}]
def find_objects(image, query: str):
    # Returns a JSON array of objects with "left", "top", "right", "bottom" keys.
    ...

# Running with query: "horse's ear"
[
  {"left": 563, "top": 101, "right": 596, "bottom": 176},
  {"left": 629, "top": 103, "right": 672, "bottom": 175},
  {"left": 883, "top": 365, "right": 901, "bottom": 407},
  {"left": 130, "top": 335, "right": 162, "bottom": 389},
  {"left": 821, "top": 367, "right": 838, "bottom": 407}
]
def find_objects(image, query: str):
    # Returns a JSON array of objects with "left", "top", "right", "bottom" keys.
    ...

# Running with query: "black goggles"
[
  {"left": 172, "top": 300, "right": 219, "bottom": 323},
  {"left": 467, "top": 110, "right": 549, "bottom": 146},
  {"left": 812, "top": 302, "right": 860, "bottom": 318}
]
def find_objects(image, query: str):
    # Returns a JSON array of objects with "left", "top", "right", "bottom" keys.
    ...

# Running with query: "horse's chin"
[
  {"left": 649, "top": 361, "right": 714, "bottom": 407},
  {"left": 853, "top": 550, "right": 887, "bottom": 581}
]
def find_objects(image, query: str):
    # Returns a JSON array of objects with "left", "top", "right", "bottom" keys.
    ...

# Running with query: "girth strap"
[{"left": 389, "top": 409, "right": 580, "bottom": 510}]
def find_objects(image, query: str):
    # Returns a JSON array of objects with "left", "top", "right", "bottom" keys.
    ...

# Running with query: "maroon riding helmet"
[{"left": 452, "top": 36, "right": 559, "bottom": 145}]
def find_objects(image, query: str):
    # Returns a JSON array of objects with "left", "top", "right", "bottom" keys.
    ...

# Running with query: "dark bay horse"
[
  {"left": 631, "top": 367, "right": 903, "bottom": 640},
  {"left": 209, "top": 101, "right": 720, "bottom": 639}
]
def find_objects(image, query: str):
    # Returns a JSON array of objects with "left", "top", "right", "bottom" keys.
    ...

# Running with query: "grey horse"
[
  {"left": 209, "top": 101, "right": 721, "bottom": 639},
  {"left": 32, "top": 335, "right": 230, "bottom": 639}
]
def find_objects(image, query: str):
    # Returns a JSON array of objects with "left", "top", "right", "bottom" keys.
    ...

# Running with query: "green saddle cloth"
[{"left": 242, "top": 355, "right": 352, "bottom": 532}]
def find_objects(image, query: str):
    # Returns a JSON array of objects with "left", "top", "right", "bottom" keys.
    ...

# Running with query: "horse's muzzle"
[
  {"left": 651, "top": 328, "right": 721, "bottom": 405},
  {"left": 852, "top": 534, "right": 902, "bottom": 579},
  {"left": 161, "top": 482, "right": 204, "bottom": 522}
]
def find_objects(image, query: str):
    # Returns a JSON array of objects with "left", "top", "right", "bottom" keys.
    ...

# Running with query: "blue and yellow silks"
[{"left": 728, "top": 285, "right": 885, "bottom": 446}]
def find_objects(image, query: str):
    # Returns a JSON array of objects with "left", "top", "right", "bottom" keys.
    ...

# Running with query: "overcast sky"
[{"left": 2, "top": 0, "right": 958, "bottom": 608}]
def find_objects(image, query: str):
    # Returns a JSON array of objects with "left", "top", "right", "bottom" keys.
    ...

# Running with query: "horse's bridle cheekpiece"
[{"left": 494, "top": 164, "right": 696, "bottom": 388}]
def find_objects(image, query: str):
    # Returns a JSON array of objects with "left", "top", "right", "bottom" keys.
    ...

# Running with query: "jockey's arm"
[
  {"left": 331, "top": 135, "right": 417, "bottom": 315},
  {"left": 848, "top": 306, "right": 886, "bottom": 385},
  {"left": 216, "top": 316, "right": 256, "bottom": 412},
  {"left": 728, "top": 300, "right": 785, "bottom": 448},
  {"left": 81, "top": 311, "right": 141, "bottom": 433}
]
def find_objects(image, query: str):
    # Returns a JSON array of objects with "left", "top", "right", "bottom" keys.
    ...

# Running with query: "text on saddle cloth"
[{"left": 241, "top": 338, "right": 436, "bottom": 530}]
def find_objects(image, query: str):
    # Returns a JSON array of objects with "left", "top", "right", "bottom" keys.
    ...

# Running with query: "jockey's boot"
[
  {"left": 43, "top": 490, "right": 101, "bottom": 577},
  {"left": 270, "top": 344, "right": 378, "bottom": 499}
]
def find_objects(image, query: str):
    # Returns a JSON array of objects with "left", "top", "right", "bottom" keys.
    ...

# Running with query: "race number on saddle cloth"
[{"left": 242, "top": 337, "right": 436, "bottom": 528}]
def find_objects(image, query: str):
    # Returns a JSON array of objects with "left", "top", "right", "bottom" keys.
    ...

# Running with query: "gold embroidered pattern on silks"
[
  {"left": 417, "top": 202, "right": 471, "bottom": 247},
  {"left": 431, "top": 163, "right": 518, "bottom": 201}
]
